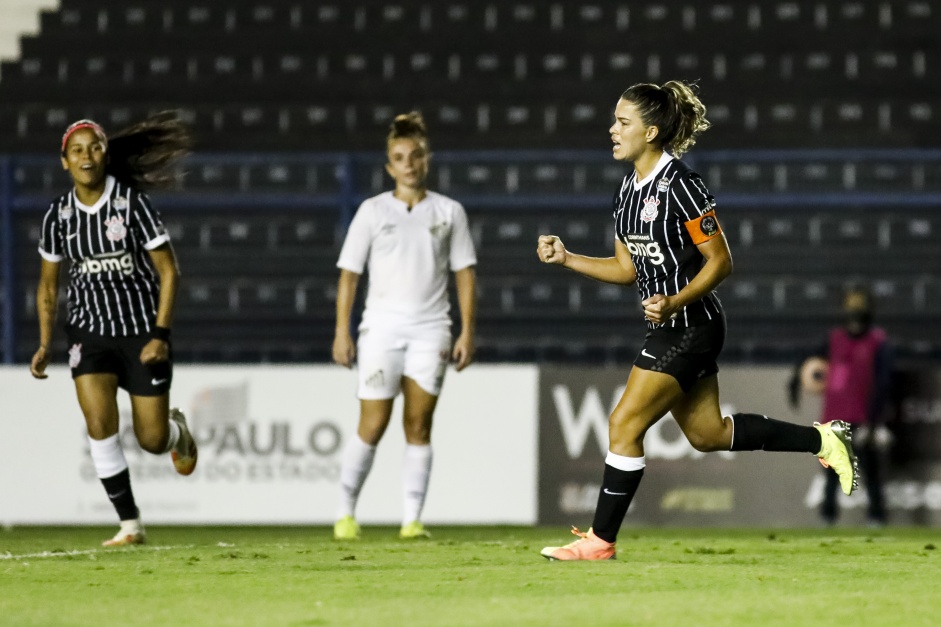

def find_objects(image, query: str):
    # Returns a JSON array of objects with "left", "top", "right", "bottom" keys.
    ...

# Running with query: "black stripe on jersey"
[
  {"left": 613, "top": 158, "right": 726, "bottom": 329},
  {"left": 38, "top": 176, "right": 168, "bottom": 337}
]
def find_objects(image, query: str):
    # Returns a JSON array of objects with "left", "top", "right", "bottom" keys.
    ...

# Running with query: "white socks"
[
  {"left": 87, "top": 433, "right": 129, "bottom": 479},
  {"left": 605, "top": 450, "right": 646, "bottom": 472},
  {"left": 336, "top": 437, "right": 434, "bottom": 525},
  {"left": 163, "top": 417, "right": 181, "bottom": 454},
  {"left": 402, "top": 444, "right": 433, "bottom": 526},
  {"left": 336, "top": 435, "right": 377, "bottom": 519}
]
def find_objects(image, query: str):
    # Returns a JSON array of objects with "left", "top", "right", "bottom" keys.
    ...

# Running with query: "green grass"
[{"left": 1, "top": 526, "right": 938, "bottom": 626}]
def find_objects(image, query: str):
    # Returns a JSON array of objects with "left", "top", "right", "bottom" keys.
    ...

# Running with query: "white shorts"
[{"left": 356, "top": 323, "right": 452, "bottom": 400}]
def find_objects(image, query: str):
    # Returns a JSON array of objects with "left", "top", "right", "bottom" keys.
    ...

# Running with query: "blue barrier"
[{"left": 2, "top": 148, "right": 940, "bottom": 363}]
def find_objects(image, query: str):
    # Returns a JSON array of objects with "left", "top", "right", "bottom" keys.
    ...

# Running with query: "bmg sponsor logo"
[{"left": 78, "top": 251, "right": 135, "bottom": 276}]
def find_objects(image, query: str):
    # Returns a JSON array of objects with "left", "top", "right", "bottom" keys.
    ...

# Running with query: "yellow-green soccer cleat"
[
  {"left": 333, "top": 516, "right": 361, "bottom": 540},
  {"left": 399, "top": 521, "right": 431, "bottom": 539},
  {"left": 815, "top": 420, "right": 860, "bottom": 495}
]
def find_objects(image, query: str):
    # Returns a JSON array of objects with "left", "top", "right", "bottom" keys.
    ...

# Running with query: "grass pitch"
[{"left": 1, "top": 525, "right": 937, "bottom": 626}]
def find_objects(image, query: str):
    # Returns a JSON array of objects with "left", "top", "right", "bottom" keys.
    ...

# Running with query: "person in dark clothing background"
[{"left": 791, "top": 285, "right": 892, "bottom": 526}]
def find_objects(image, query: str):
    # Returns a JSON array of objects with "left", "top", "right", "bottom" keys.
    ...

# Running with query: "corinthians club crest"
[
  {"left": 641, "top": 196, "right": 660, "bottom": 222},
  {"left": 104, "top": 215, "right": 127, "bottom": 242}
]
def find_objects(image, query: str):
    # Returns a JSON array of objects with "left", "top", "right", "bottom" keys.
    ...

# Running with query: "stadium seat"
[
  {"left": 578, "top": 281, "right": 640, "bottom": 317},
  {"left": 718, "top": 277, "right": 782, "bottom": 319},
  {"left": 473, "top": 212, "right": 548, "bottom": 255},
  {"left": 703, "top": 161, "right": 777, "bottom": 194},
  {"left": 811, "top": 214, "right": 881, "bottom": 249},
  {"left": 852, "top": 161, "right": 915, "bottom": 192}
]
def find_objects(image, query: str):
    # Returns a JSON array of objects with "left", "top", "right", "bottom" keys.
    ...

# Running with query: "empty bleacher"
[
  {"left": 1, "top": 1, "right": 940, "bottom": 150},
  {"left": 2, "top": 1, "right": 940, "bottom": 365}
]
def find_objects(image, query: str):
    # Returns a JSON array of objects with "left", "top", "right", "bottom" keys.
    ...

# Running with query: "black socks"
[
  {"left": 591, "top": 464, "right": 644, "bottom": 543},
  {"left": 100, "top": 469, "right": 139, "bottom": 521},
  {"left": 729, "top": 413, "right": 821, "bottom": 454}
]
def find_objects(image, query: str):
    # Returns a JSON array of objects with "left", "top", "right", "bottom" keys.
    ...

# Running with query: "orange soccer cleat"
[
  {"left": 169, "top": 408, "right": 198, "bottom": 476},
  {"left": 540, "top": 527, "right": 616, "bottom": 561}
]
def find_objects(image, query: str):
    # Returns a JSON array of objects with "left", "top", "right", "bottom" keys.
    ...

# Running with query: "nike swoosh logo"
[
  {"left": 67, "top": 233, "right": 78, "bottom": 239},
  {"left": 151, "top": 378, "right": 168, "bottom": 386},
  {"left": 603, "top": 489, "right": 628, "bottom": 496},
  {"left": 641, "top": 349, "right": 656, "bottom": 359},
  {"left": 107, "top": 490, "right": 127, "bottom": 499}
]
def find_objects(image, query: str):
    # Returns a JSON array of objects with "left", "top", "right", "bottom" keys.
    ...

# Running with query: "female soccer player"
[
  {"left": 536, "top": 82, "right": 859, "bottom": 560},
  {"left": 332, "top": 112, "right": 478, "bottom": 540},
  {"left": 30, "top": 113, "right": 197, "bottom": 547}
]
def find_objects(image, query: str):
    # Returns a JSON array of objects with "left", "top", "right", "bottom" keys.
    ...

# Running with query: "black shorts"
[
  {"left": 65, "top": 325, "right": 172, "bottom": 397},
  {"left": 633, "top": 316, "right": 726, "bottom": 393}
]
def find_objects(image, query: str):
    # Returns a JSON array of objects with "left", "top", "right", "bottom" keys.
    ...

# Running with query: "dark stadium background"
[{"left": 1, "top": 0, "right": 938, "bottom": 368}]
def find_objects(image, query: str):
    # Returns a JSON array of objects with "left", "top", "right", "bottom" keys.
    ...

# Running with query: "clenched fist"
[{"left": 537, "top": 235, "right": 567, "bottom": 265}]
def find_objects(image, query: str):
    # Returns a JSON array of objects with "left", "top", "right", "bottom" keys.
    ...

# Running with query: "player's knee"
[
  {"left": 403, "top": 416, "right": 431, "bottom": 444},
  {"left": 135, "top": 427, "right": 167, "bottom": 454},
  {"left": 85, "top": 419, "right": 115, "bottom": 440},
  {"left": 686, "top": 430, "right": 723, "bottom": 453},
  {"left": 609, "top": 417, "right": 646, "bottom": 447}
]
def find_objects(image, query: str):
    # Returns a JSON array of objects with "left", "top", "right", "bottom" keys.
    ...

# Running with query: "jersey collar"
[
  {"left": 72, "top": 175, "right": 115, "bottom": 215},
  {"left": 632, "top": 152, "right": 674, "bottom": 191},
  {"left": 388, "top": 189, "right": 429, "bottom": 212}
]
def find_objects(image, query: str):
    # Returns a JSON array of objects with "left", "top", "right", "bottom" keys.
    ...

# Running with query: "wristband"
[{"left": 152, "top": 326, "right": 171, "bottom": 342}]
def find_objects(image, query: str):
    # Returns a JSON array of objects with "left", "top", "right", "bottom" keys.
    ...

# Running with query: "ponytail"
[{"left": 621, "top": 81, "right": 710, "bottom": 157}]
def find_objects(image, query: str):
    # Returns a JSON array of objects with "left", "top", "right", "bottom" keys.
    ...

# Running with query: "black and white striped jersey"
[
  {"left": 38, "top": 175, "right": 170, "bottom": 337},
  {"left": 613, "top": 153, "right": 725, "bottom": 329}
]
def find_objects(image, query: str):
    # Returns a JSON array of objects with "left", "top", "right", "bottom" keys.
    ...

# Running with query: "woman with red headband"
[{"left": 30, "top": 112, "right": 195, "bottom": 546}]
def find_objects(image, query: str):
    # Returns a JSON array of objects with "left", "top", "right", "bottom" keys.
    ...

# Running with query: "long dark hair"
[
  {"left": 621, "top": 81, "right": 710, "bottom": 157},
  {"left": 103, "top": 111, "right": 192, "bottom": 190}
]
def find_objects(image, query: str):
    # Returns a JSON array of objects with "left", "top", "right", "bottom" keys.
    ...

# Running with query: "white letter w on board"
[{"left": 552, "top": 385, "right": 617, "bottom": 459}]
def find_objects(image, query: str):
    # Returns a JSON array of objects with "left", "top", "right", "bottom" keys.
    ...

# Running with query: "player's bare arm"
[
  {"left": 643, "top": 232, "right": 733, "bottom": 324},
  {"left": 537, "top": 235, "right": 636, "bottom": 285},
  {"left": 452, "top": 266, "right": 477, "bottom": 371},
  {"left": 30, "top": 259, "right": 61, "bottom": 379},
  {"left": 333, "top": 269, "right": 360, "bottom": 368},
  {"left": 141, "top": 243, "right": 180, "bottom": 365}
]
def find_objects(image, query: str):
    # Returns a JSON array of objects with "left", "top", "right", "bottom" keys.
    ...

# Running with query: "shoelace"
[{"left": 563, "top": 526, "right": 589, "bottom": 547}]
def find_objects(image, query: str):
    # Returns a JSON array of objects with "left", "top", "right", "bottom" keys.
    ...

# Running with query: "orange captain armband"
[{"left": 683, "top": 209, "right": 722, "bottom": 245}]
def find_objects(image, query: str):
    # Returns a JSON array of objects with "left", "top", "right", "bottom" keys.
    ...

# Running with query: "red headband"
[{"left": 61, "top": 119, "right": 107, "bottom": 153}]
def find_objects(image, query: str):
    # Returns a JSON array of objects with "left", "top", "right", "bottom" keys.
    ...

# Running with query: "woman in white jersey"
[
  {"left": 30, "top": 113, "right": 197, "bottom": 547},
  {"left": 536, "top": 82, "right": 859, "bottom": 560},
  {"left": 332, "top": 112, "right": 478, "bottom": 540}
]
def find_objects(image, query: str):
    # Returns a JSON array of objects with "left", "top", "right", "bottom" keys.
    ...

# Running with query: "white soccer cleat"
[{"left": 102, "top": 518, "right": 146, "bottom": 547}]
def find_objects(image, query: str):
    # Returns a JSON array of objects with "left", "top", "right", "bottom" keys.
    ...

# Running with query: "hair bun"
[{"left": 389, "top": 111, "right": 427, "bottom": 139}]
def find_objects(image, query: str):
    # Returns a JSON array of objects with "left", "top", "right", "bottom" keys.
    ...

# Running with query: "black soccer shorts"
[
  {"left": 633, "top": 315, "right": 726, "bottom": 393},
  {"left": 65, "top": 325, "right": 173, "bottom": 396}
]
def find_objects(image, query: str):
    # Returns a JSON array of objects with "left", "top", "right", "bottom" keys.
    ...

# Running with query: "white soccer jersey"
[
  {"left": 38, "top": 175, "right": 170, "bottom": 337},
  {"left": 337, "top": 190, "right": 477, "bottom": 327}
]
